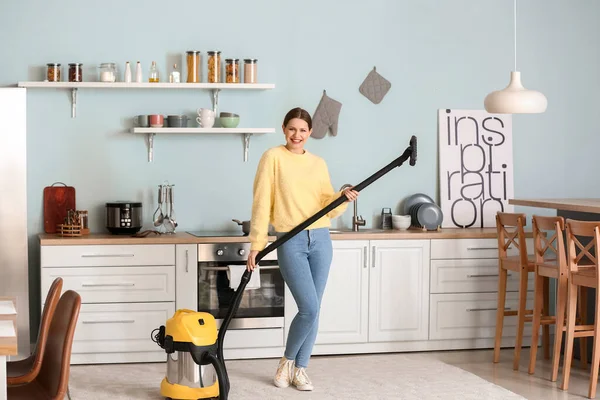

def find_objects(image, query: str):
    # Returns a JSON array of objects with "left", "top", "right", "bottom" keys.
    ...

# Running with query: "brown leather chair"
[
  {"left": 7, "top": 277, "right": 63, "bottom": 385},
  {"left": 8, "top": 290, "right": 81, "bottom": 400}
]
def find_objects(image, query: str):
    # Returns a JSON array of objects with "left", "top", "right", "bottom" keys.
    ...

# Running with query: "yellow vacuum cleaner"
[{"left": 152, "top": 136, "right": 418, "bottom": 400}]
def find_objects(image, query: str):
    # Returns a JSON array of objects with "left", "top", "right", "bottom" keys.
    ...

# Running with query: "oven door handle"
[{"left": 201, "top": 265, "right": 279, "bottom": 271}]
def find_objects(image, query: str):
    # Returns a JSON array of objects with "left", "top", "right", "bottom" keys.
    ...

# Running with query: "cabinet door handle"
[
  {"left": 185, "top": 249, "right": 189, "bottom": 273},
  {"left": 372, "top": 246, "right": 376, "bottom": 268},
  {"left": 82, "top": 320, "right": 135, "bottom": 324},
  {"left": 363, "top": 246, "right": 367, "bottom": 268},
  {"left": 81, "top": 283, "right": 135, "bottom": 287},
  {"left": 466, "top": 247, "right": 497, "bottom": 251},
  {"left": 467, "top": 307, "right": 511, "bottom": 312},
  {"left": 466, "top": 273, "right": 511, "bottom": 278},
  {"left": 81, "top": 254, "right": 135, "bottom": 258}
]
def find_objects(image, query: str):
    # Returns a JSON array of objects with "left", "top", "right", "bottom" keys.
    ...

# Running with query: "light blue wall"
[{"left": 2, "top": 0, "right": 599, "bottom": 336}]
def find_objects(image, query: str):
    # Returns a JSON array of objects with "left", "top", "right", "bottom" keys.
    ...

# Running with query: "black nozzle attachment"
[{"left": 409, "top": 135, "right": 417, "bottom": 166}]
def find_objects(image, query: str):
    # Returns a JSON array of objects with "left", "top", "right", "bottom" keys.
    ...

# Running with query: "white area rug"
[{"left": 69, "top": 353, "right": 526, "bottom": 399}]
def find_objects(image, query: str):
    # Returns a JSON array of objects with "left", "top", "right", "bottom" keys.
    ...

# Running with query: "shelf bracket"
[
  {"left": 243, "top": 133, "right": 252, "bottom": 162},
  {"left": 211, "top": 89, "right": 221, "bottom": 115},
  {"left": 71, "top": 88, "right": 78, "bottom": 118},
  {"left": 147, "top": 132, "right": 156, "bottom": 162}
]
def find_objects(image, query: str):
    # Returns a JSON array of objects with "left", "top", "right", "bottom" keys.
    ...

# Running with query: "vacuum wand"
[{"left": 216, "top": 135, "right": 417, "bottom": 382}]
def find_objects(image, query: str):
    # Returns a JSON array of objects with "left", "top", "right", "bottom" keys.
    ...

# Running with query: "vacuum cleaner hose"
[
  {"left": 203, "top": 352, "right": 229, "bottom": 400},
  {"left": 216, "top": 135, "right": 418, "bottom": 386}
]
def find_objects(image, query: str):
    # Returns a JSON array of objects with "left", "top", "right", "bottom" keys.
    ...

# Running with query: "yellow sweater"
[{"left": 249, "top": 145, "right": 349, "bottom": 251}]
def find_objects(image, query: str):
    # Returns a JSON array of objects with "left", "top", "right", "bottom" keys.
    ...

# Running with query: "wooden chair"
[
  {"left": 7, "top": 290, "right": 81, "bottom": 400},
  {"left": 561, "top": 219, "right": 600, "bottom": 398},
  {"left": 7, "top": 277, "right": 63, "bottom": 385},
  {"left": 528, "top": 216, "right": 588, "bottom": 380},
  {"left": 494, "top": 212, "right": 539, "bottom": 370}
]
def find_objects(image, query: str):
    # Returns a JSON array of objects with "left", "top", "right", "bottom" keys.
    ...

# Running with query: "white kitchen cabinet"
[
  {"left": 175, "top": 244, "right": 198, "bottom": 310},
  {"left": 315, "top": 240, "right": 369, "bottom": 345},
  {"left": 368, "top": 240, "right": 430, "bottom": 342}
]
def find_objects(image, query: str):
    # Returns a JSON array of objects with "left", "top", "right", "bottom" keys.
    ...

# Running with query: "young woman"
[{"left": 246, "top": 107, "right": 358, "bottom": 391}]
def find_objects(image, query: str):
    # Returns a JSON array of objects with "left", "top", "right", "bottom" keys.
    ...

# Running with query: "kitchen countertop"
[
  {"left": 38, "top": 227, "right": 514, "bottom": 245},
  {"left": 509, "top": 198, "right": 600, "bottom": 214}
]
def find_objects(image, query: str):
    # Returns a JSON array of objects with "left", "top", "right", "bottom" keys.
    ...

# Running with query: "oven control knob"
[
  {"left": 238, "top": 249, "right": 246, "bottom": 256},
  {"left": 216, "top": 249, "right": 224, "bottom": 256}
]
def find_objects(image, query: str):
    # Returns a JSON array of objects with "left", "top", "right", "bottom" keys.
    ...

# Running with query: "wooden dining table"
[{"left": 0, "top": 297, "right": 17, "bottom": 400}]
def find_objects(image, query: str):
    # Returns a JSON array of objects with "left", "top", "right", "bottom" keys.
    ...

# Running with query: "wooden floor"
[{"left": 434, "top": 347, "right": 597, "bottom": 399}]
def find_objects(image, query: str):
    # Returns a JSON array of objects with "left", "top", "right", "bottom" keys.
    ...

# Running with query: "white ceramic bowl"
[{"left": 392, "top": 215, "right": 411, "bottom": 230}]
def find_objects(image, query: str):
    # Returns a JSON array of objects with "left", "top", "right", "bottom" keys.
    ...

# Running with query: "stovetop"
[{"left": 187, "top": 230, "right": 248, "bottom": 238}]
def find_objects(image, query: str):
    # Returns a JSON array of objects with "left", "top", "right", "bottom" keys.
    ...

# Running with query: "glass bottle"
[
  {"left": 169, "top": 64, "right": 180, "bottom": 83},
  {"left": 149, "top": 61, "right": 159, "bottom": 83}
]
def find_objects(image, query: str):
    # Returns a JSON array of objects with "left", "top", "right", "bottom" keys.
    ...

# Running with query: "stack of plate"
[{"left": 403, "top": 193, "right": 444, "bottom": 231}]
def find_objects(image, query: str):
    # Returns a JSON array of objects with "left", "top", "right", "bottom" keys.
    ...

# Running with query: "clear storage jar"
[
  {"left": 225, "top": 59, "right": 240, "bottom": 83},
  {"left": 186, "top": 51, "right": 201, "bottom": 83},
  {"left": 98, "top": 63, "right": 117, "bottom": 82},
  {"left": 47, "top": 63, "right": 61, "bottom": 82},
  {"left": 68, "top": 63, "right": 83, "bottom": 82},
  {"left": 243, "top": 59, "right": 258, "bottom": 83},
  {"left": 207, "top": 51, "right": 221, "bottom": 83}
]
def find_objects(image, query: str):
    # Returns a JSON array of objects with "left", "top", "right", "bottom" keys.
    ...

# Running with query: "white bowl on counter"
[{"left": 392, "top": 215, "right": 411, "bottom": 230}]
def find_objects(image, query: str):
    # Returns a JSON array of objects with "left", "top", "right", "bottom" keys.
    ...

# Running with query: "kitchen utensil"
[
  {"left": 168, "top": 115, "right": 188, "bottom": 128},
  {"left": 197, "top": 108, "right": 216, "bottom": 128},
  {"left": 232, "top": 219, "right": 251, "bottom": 235},
  {"left": 149, "top": 114, "right": 164, "bottom": 128},
  {"left": 215, "top": 135, "right": 417, "bottom": 395},
  {"left": 403, "top": 193, "right": 435, "bottom": 214},
  {"left": 220, "top": 116, "right": 240, "bottom": 128},
  {"left": 417, "top": 203, "right": 443, "bottom": 230},
  {"left": 220, "top": 112, "right": 239, "bottom": 118},
  {"left": 153, "top": 185, "right": 165, "bottom": 227},
  {"left": 134, "top": 115, "right": 149, "bottom": 127},
  {"left": 43, "top": 182, "right": 76, "bottom": 234},
  {"left": 163, "top": 184, "right": 177, "bottom": 233},
  {"left": 381, "top": 208, "right": 392, "bottom": 229},
  {"left": 392, "top": 214, "right": 411, "bottom": 230}
]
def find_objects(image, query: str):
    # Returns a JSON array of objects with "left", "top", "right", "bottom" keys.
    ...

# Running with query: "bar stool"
[
  {"left": 528, "top": 215, "right": 588, "bottom": 380},
  {"left": 561, "top": 219, "right": 600, "bottom": 398},
  {"left": 494, "top": 212, "right": 539, "bottom": 370}
]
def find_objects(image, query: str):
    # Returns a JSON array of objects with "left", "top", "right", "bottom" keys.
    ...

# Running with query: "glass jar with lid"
[
  {"left": 68, "top": 63, "right": 83, "bottom": 82},
  {"left": 98, "top": 63, "right": 118, "bottom": 82},
  {"left": 225, "top": 59, "right": 240, "bottom": 83},
  {"left": 243, "top": 59, "right": 258, "bottom": 83},
  {"left": 186, "top": 51, "right": 201, "bottom": 83},
  {"left": 207, "top": 51, "right": 221, "bottom": 83},
  {"left": 46, "top": 63, "right": 61, "bottom": 82}
]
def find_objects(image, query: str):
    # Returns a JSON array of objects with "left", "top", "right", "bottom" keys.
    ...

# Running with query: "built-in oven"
[{"left": 195, "top": 242, "right": 284, "bottom": 330}]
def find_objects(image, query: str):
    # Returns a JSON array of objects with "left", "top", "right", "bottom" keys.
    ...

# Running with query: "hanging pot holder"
[{"left": 359, "top": 66, "right": 391, "bottom": 104}]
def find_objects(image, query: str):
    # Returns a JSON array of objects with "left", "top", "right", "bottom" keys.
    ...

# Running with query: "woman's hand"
[
  {"left": 246, "top": 250, "right": 259, "bottom": 271},
  {"left": 343, "top": 187, "right": 359, "bottom": 203}
]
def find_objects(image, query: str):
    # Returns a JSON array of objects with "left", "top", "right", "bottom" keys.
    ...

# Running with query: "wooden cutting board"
[{"left": 43, "top": 182, "right": 76, "bottom": 233}]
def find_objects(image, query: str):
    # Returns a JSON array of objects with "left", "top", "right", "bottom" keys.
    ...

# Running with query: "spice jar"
[
  {"left": 46, "top": 63, "right": 61, "bottom": 82},
  {"left": 225, "top": 59, "right": 240, "bottom": 83},
  {"left": 98, "top": 63, "right": 117, "bottom": 82},
  {"left": 243, "top": 59, "right": 258, "bottom": 83},
  {"left": 207, "top": 51, "right": 221, "bottom": 83},
  {"left": 68, "top": 63, "right": 83, "bottom": 82},
  {"left": 186, "top": 51, "right": 201, "bottom": 83}
]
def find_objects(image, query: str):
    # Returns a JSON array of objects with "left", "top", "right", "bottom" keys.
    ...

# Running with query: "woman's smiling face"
[{"left": 283, "top": 117, "right": 312, "bottom": 154}]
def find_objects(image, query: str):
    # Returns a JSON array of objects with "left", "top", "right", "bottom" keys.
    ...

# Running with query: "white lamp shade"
[{"left": 484, "top": 71, "right": 547, "bottom": 114}]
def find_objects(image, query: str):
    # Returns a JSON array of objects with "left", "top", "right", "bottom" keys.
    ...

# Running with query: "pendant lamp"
[{"left": 484, "top": 0, "right": 547, "bottom": 114}]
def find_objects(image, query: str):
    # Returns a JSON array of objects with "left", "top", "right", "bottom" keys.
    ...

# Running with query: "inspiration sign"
[{"left": 438, "top": 109, "right": 514, "bottom": 228}]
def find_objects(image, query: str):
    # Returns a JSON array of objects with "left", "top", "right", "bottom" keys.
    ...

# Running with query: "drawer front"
[
  {"left": 41, "top": 266, "right": 175, "bottom": 303},
  {"left": 430, "top": 238, "right": 533, "bottom": 260},
  {"left": 431, "top": 259, "right": 534, "bottom": 294},
  {"left": 71, "top": 302, "right": 175, "bottom": 354},
  {"left": 224, "top": 328, "right": 284, "bottom": 349},
  {"left": 41, "top": 244, "right": 175, "bottom": 267},
  {"left": 429, "top": 292, "right": 534, "bottom": 340}
]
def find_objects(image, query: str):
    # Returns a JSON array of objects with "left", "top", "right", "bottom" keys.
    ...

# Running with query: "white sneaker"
[
  {"left": 292, "top": 366, "right": 314, "bottom": 391},
  {"left": 273, "top": 357, "right": 294, "bottom": 388}
]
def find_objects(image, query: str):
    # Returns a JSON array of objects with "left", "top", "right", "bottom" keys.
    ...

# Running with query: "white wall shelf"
[
  {"left": 16, "top": 81, "right": 275, "bottom": 118},
  {"left": 130, "top": 127, "right": 276, "bottom": 163}
]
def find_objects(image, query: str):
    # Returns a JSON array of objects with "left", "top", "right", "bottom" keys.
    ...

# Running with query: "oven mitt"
[
  {"left": 359, "top": 66, "right": 391, "bottom": 104},
  {"left": 312, "top": 90, "right": 342, "bottom": 139}
]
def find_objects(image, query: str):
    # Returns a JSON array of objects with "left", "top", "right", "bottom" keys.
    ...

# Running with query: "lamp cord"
[{"left": 514, "top": 0, "right": 517, "bottom": 71}]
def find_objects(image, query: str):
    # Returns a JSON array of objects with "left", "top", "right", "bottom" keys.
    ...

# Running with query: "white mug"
[{"left": 196, "top": 108, "right": 216, "bottom": 128}]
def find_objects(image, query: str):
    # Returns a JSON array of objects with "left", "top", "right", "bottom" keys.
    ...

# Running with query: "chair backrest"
[
  {"left": 36, "top": 290, "right": 81, "bottom": 399},
  {"left": 565, "top": 219, "right": 600, "bottom": 274},
  {"left": 496, "top": 212, "right": 529, "bottom": 266},
  {"left": 31, "top": 278, "right": 63, "bottom": 364},
  {"left": 532, "top": 215, "right": 566, "bottom": 272}
]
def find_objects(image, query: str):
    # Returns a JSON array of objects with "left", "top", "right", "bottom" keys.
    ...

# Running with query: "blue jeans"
[{"left": 277, "top": 227, "right": 333, "bottom": 368}]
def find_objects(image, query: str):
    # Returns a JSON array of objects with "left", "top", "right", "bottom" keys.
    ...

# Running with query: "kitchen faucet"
[{"left": 340, "top": 184, "right": 366, "bottom": 231}]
